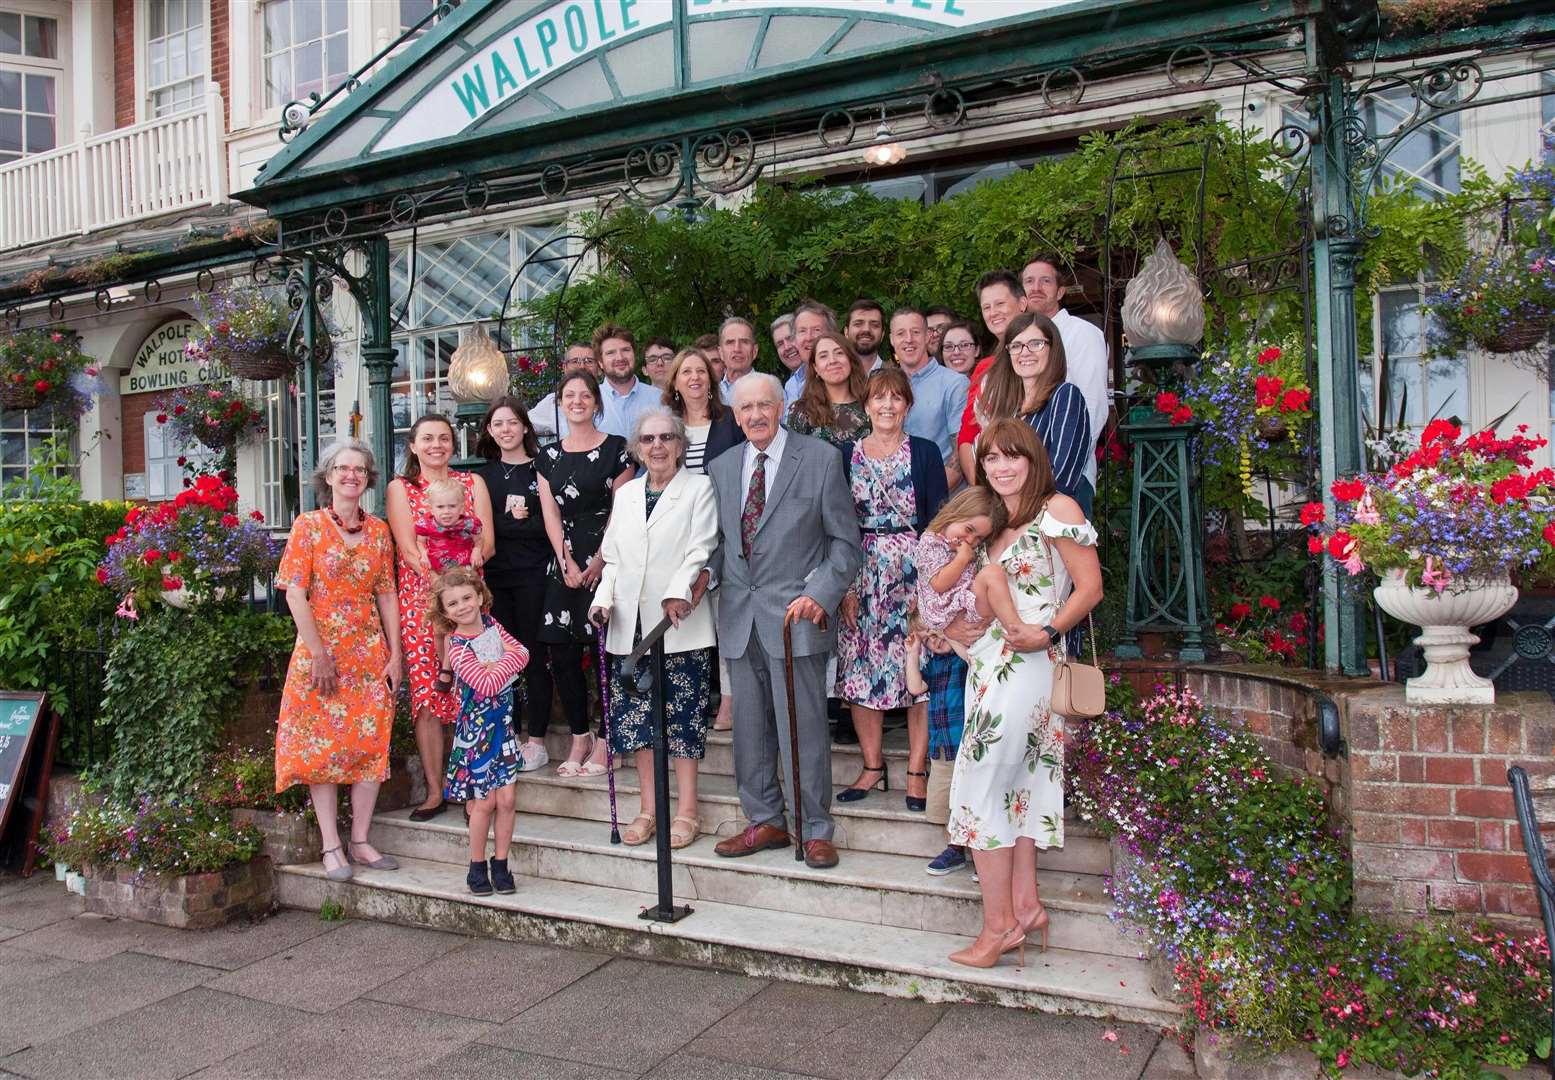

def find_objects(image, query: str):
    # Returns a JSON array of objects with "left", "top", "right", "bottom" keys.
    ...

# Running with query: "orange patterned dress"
[
  {"left": 397, "top": 470, "right": 478, "bottom": 725},
  {"left": 274, "top": 511, "right": 397, "bottom": 791}
]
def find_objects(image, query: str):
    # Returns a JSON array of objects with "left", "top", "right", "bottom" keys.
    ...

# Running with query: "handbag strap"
[{"left": 1036, "top": 516, "right": 1099, "bottom": 667}]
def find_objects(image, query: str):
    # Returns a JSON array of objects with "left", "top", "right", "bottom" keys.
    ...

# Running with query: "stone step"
[
  {"left": 273, "top": 856, "right": 1178, "bottom": 1026},
  {"left": 504, "top": 767, "right": 1113, "bottom": 877},
  {"left": 369, "top": 810, "right": 1137, "bottom": 959},
  {"left": 540, "top": 725, "right": 915, "bottom": 788}
]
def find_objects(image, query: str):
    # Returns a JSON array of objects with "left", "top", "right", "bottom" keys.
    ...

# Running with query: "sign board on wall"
[{"left": 119, "top": 319, "right": 227, "bottom": 395}]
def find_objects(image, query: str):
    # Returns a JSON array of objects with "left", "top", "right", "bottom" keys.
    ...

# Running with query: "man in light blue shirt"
[
  {"left": 892, "top": 306, "right": 968, "bottom": 490},
  {"left": 717, "top": 316, "right": 759, "bottom": 405},
  {"left": 772, "top": 313, "right": 806, "bottom": 410},
  {"left": 593, "top": 324, "right": 659, "bottom": 439}
]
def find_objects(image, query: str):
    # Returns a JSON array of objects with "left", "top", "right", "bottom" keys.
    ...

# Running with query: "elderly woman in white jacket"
[{"left": 589, "top": 407, "right": 720, "bottom": 849}]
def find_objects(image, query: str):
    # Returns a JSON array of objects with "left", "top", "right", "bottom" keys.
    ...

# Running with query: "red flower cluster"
[
  {"left": 1299, "top": 502, "right": 1324, "bottom": 527},
  {"left": 1257, "top": 346, "right": 1282, "bottom": 365},
  {"left": 1330, "top": 479, "right": 1366, "bottom": 502},
  {"left": 1279, "top": 388, "right": 1311, "bottom": 413},
  {"left": 1327, "top": 531, "right": 1356, "bottom": 559},
  {"left": 1259, "top": 595, "right": 1281, "bottom": 611},
  {"left": 173, "top": 474, "right": 240, "bottom": 513},
  {"left": 1255, "top": 375, "right": 1283, "bottom": 407},
  {"left": 1228, "top": 601, "right": 1252, "bottom": 621},
  {"left": 1153, "top": 391, "right": 1193, "bottom": 426}
]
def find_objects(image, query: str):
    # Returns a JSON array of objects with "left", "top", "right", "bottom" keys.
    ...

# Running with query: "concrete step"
[
  {"left": 369, "top": 810, "right": 1136, "bottom": 959},
  {"left": 504, "top": 767, "right": 1113, "bottom": 877},
  {"left": 540, "top": 725, "right": 915, "bottom": 788},
  {"left": 273, "top": 856, "right": 1178, "bottom": 1026}
]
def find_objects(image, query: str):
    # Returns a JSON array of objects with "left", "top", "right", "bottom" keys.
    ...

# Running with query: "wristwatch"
[{"left": 1041, "top": 624, "right": 1060, "bottom": 644}]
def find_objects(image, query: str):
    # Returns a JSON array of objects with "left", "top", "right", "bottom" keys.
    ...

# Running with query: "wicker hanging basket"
[
  {"left": 1479, "top": 319, "right": 1550, "bottom": 355},
  {"left": 224, "top": 347, "right": 296, "bottom": 382},
  {"left": 194, "top": 424, "right": 235, "bottom": 452},
  {"left": 1, "top": 383, "right": 43, "bottom": 409}
]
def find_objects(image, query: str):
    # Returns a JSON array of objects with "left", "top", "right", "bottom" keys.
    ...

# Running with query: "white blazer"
[{"left": 591, "top": 469, "right": 720, "bottom": 655}]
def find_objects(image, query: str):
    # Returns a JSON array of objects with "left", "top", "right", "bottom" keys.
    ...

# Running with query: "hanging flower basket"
[
  {"left": 225, "top": 347, "right": 296, "bottom": 382},
  {"left": 187, "top": 286, "right": 295, "bottom": 383},
  {"left": 1, "top": 381, "right": 43, "bottom": 409},
  {"left": 1480, "top": 318, "right": 1550, "bottom": 355},
  {"left": 153, "top": 384, "right": 268, "bottom": 454},
  {"left": 0, "top": 328, "right": 99, "bottom": 415}
]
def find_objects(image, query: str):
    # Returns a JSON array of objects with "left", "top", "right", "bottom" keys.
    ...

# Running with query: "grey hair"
[
  {"left": 770, "top": 313, "right": 795, "bottom": 336},
  {"left": 628, "top": 406, "right": 687, "bottom": 466},
  {"left": 312, "top": 438, "right": 379, "bottom": 503},
  {"left": 719, "top": 315, "right": 756, "bottom": 339},
  {"left": 731, "top": 372, "right": 783, "bottom": 407}
]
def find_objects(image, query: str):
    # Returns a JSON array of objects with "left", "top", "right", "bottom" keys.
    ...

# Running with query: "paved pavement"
[{"left": 0, "top": 872, "right": 1196, "bottom": 1080}]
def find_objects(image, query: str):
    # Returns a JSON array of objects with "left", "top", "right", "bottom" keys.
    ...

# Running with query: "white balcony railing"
[{"left": 0, "top": 85, "right": 228, "bottom": 252}]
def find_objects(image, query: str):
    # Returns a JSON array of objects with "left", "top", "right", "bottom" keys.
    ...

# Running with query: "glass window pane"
[
  {"left": 326, "top": 33, "right": 347, "bottom": 81},
  {"left": 295, "top": 40, "right": 322, "bottom": 99},
  {"left": 24, "top": 75, "right": 54, "bottom": 114},
  {"left": 150, "top": 0, "right": 166, "bottom": 39},
  {"left": 0, "top": 113, "right": 20, "bottom": 155},
  {"left": 186, "top": 0, "right": 204, "bottom": 30},
  {"left": 149, "top": 42, "right": 167, "bottom": 88},
  {"left": 1426, "top": 356, "right": 1469, "bottom": 420},
  {"left": 264, "top": 1, "right": 289, "bottom": 53},
  {"left": 296, "top": 0, "right": 322, "bottom": 45},
  {"left": 325, "top": 0, "right": 348, "bottom": 35},
  {"left": 26, "top": 16, "right": 57, "bottom": 58},
  {"left": 24, "top": 114, "right": 53, "bottom": 153},
  {"left": 0, "top": 71, "right": 20, "bottom": 110},
  {"left": 400, "top": 0, "right": 435, "bottom": 31},
  {"left": 168, "top": 35, "right": 187, "bottom": 81},
  {"left": 0, "top": 13, "right": 19, "bottom": 55},
  {"left": 1379, "top": 290, "right": 1422, "bottom": 359}
]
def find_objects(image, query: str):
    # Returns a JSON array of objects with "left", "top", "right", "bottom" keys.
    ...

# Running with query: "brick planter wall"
[
  {"left": 230, "top": 808, "right": 320, "bottom": 866},
  {"left": 82, "top": 856, "right": 273, "bottom": 929}
]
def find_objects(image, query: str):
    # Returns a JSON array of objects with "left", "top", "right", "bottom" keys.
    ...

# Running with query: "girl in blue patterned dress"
[{"left": 430, "top": 567, "right": 529, "bottom": 897}]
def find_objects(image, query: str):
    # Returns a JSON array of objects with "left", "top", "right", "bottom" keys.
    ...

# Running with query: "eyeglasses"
[
  {"left": 1007, "top": 339, "right": 1050, "bottom": 358},
  {"left": 332, "top": 465, "right": 369, "bottom": 475},
  {"left": 638, "top": 432, "right": 680, "bottom": 445},
  {"left": 942, "top": 341, "right": 977, "bottom": 352}
]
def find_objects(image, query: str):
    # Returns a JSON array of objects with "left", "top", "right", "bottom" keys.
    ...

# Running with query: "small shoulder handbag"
[{"left": 1038, "top": 521, "right": 1106, "bottom": 718}]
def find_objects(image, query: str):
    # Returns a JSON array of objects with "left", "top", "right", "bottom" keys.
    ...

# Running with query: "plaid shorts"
[{"left": 923, "top": 651, "right": 968, "bottom": 760}]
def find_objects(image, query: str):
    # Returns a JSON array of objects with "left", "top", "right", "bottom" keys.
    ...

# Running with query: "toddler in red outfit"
[{"left": 417, "top": 478, "right": 485, "bottom": 692}]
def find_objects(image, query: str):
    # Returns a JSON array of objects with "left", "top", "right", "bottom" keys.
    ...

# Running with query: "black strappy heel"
[
  {"left": 837, "top": 762, "right": 887, "bottom": 803},
  {"left": 905, "top": 769, "right": 929, "bottom": 812}
]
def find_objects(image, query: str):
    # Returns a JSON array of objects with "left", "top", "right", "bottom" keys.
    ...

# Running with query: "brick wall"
[
  {"left": 1343, "top": 689, "right": 1554, "bottom": 923},
  {"left": 113, "top": 0, "right": 134, "bottom": 128},
  {"left": 121, "top": 391, "right": 155, "bottom": 482},
  {"left": 210, "top": 0, "right": 231, "bottom": 130}
]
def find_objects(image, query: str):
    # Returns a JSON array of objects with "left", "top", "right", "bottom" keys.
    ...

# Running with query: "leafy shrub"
[
  {"left": 201, "top": 746, "right": 309, "bottom": 816},
  {"left": 93, "top": 608, "right": 296, "bottom": 802},
  {"left": 45, "top": 795, "right": 263, "bottom": 877}
]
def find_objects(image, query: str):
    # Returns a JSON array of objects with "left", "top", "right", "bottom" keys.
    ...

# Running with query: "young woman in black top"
[{"left": 475, "top": 396, "right": 554, "bottom": 771}]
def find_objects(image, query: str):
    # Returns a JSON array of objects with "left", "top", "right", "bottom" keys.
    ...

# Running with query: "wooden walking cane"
[{"left": 781, "top": 610, "right": 826, "bottom": 864}]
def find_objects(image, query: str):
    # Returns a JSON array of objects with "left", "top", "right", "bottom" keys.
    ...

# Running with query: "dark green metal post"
[
  {"left": 360, "top": 236, "right": 396, "bottom": 507},
  {"left": 299, "top": 256, "right": 320, "bottom": 512}
]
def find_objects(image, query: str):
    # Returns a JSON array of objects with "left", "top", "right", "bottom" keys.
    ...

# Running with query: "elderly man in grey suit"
[{"left": 708, "top": 372, "right": 862, "bottom": 869}]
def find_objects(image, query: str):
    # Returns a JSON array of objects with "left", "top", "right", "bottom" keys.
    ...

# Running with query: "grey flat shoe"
[
  {"left": 322, "top": 846, "right": 353, "bottom": 882},
  {"left": 349, "top": 842, "right": 399, "bottom": 871}
]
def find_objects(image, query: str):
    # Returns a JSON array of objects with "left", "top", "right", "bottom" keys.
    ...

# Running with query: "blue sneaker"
[{"left": 925, "top": 845, "right": 967, "bottom": 876}]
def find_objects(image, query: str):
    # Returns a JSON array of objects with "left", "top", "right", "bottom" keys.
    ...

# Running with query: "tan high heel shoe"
[
  {"left": 1003, "top": 903, "right": 1050, "bottom": 965},
  {"left": 949, "top": 925, "right": 1019, "bottom": 969}
]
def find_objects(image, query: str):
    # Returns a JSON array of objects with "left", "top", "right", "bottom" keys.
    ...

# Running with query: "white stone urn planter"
[{"left": 1372, "top": 569, "right": 1518, "bottom": 705}]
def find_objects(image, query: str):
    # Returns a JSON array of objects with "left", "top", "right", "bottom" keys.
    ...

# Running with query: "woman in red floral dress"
[{"left": 386, "top": 414, "right": 495, "bottom": 820}]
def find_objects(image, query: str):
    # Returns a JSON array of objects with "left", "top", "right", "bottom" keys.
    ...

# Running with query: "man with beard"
[{"left": 844, "top": 299, "right": 886, "bottom": 373}]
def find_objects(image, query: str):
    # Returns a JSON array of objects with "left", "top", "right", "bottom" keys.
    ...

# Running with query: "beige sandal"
[
  {"left": 669, "top": 815, "right": 700, "bottom": 849},
  {"left": 622, "top": 815, "right": 655, "bottom": 846}
]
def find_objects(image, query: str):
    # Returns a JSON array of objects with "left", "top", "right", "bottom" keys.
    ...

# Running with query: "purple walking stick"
[{"left": 596, "top": 630, "right": 621, "bottom": 844}]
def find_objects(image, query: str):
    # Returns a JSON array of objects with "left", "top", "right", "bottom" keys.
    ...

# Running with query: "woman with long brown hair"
[
  {"left": 945, "top": 419, "right": 1101, "bottom": 969},
  {"left": 386, "top": 413, "right": 496, "bottom": 821},
  {"left": 786, "top": 331, "right": 871, "bottom": 448},
  {"left": 663, "top": 347, "right": 744, "bottom": 474},
  {"left": 969, "top": 312, "right": 1091, "bottom": 505}
]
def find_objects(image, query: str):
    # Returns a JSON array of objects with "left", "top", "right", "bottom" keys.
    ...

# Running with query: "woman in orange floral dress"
[
  {"left": 386, "top": 414, "right": 495, "bottom": 820},
  {"left": 275, "top": 439, "right": 403, "bottom": 881}
]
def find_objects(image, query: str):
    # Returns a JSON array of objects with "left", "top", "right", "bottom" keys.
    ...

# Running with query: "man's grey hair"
[
  {"left": 627, "top": 406, "right": 687, "bottom": 466},
  {"left": 719, "top": 316, "right": 756, "bottom": 339},
  {"left": 312, "top": 438, "right": 379, "bottom": 503},
  {"left": 731, "top": 372, "right": 783, "bottom": 407},
  {"left": 770, "top": 313, "right": 795, "bottom": 336}
]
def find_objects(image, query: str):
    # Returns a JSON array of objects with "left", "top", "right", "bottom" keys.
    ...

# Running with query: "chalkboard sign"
[{"left": 0, "top": 692, "right": 53, "bottom": 877}]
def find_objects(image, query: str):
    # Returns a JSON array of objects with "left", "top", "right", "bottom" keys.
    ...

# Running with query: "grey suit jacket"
[{"left": 708, "top": 431, "right": 863, "bottom": 660}]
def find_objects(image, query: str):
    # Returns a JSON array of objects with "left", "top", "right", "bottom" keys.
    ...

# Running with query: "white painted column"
[{"left": 70, "top": 0, "right": 114, "bottom": 136}]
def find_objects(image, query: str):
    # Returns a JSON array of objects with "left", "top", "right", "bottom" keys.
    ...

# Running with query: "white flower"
[{"left": 586, "top": 449, "right": 600, "bottom": 462}]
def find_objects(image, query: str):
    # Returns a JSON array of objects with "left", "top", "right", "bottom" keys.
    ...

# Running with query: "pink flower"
[
  {"left": 1351, "top": 492, "right": 1380, "bottom": 526},
  {"left": 1422, "top": 555, "right": 1453, "bottom": 594},
  {"left": 1342, "top": 552, "right": 1365, "bottom": 576}
]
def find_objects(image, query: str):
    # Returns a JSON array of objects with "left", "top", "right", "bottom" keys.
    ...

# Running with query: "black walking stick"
[
  {"left": 626, "top": 613, "right": 692, "bottom": 923},
  {"left": 782, "top": 612, "right": 826, "bottom": 863}
]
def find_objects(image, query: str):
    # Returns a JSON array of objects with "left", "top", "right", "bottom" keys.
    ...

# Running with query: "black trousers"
[{"left": 487, "top": 575, "right": 555, "bottom": 742}]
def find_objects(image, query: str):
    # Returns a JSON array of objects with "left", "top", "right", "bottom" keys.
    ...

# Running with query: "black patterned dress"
[{"left": 536, "top": 434, "right": 631, "bottom": 644}]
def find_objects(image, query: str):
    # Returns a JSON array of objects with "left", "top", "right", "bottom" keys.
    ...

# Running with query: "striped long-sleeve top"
[{"left": 1023, "top": 382, "right": 1092, "bottom": 502}]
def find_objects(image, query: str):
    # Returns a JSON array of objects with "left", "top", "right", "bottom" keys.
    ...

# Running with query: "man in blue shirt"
[
  {"left": 787, "top": 300, "right": 836, "bottom": 423},
  {"left": 593, "top": 324, "right": 659, "bottom": 439},
  {"left": 892, "top": 306, "right": 969, "bottom": 490},
  {"left": 717, "top": 316, "right": 758, "bottom": 405},
  {"left": 771, "top": 313, "right": 805, "bottom": 410}
]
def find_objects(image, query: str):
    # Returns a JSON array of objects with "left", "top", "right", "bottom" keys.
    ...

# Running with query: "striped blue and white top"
[{"left": 1023, "top": 382, "right": 1092, "bottom": 502}]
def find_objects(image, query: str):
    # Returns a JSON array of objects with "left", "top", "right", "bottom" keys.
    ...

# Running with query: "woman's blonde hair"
[
  {"left": 427, "top": 566, "right": 491, "bottom": 634},
  {"left": 925, "top": 484, "right": 1009, "bottom": 538}
]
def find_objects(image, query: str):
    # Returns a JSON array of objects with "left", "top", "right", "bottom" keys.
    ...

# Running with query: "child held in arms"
[
  {"left": 428, "top": 567, "right": 528, "bottom": 897},
  {"left": 415, "top": 477, "right": 485, "bottom": 691}
]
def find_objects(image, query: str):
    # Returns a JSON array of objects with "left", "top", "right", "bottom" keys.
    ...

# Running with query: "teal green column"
[
  {"left": 359, "top": 236, "right": 396, "bottom": 506},
  {"left": 298, "top": 256, "right": 320, "bottom": 512},
  {"left": 1310, "top": 68, "right": 1370, "bottom": 676}
]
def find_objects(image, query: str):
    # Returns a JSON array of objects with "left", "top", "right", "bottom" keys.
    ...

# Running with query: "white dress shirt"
[
  {"left": 1052, "top": 307, "right": 1110, "bottom": 487},
  {"left": 740, "top": 426, "right": 788, "bottom": 502}
]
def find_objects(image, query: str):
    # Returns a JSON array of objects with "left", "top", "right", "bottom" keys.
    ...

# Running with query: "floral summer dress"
[
  {"left": 946, "top": 510, "right": 1097, "bottom": 851},
  {"left": 397, "top": 470, "right": 479, "bottom": 724},
  {"left": 836, "top": 439, "right": 918, "bottom": 710},
  {"left": 786, "top": 400, "right": 870, "bottom": 449},
  {"left": 536, "top": 434, "right": 631, "bottom": 643},
  {"left": 444, "top": 615, "right": 529, "bottom": 801},
  {"left": 274, "top": 511, "right": 397, "bottom": 790}
]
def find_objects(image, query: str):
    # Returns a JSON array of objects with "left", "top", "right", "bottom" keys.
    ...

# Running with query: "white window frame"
[
  {"left": 0, "top": 404, "right": 72, "bottom": 491},
  {"left": 0, "top": 1, "right": 63, "bottom": 166},
  {"left": 258, "top": 0, "right": 352, "bottom": 115},
  {"left": 142, "top": 410, "right": 217, "bottom": 502},
  {"left": 135, "top": 0, "right": 211, "bottom": 122}
]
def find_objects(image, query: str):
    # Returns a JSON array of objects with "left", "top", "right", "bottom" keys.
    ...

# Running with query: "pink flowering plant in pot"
[
  {"left": 0, "top": 327, "right": 101, "bottom": 414},
  {"left": 151, "top": 383, "right": 268, "bottom": 453}
]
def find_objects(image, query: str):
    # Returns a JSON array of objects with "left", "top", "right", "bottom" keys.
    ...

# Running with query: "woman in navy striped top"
[{"left": 972, "top": 312, "right": 1091, "bottom": 504}]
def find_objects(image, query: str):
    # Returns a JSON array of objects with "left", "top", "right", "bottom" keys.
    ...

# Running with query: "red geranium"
[
  {"left": 1307, "top": 534, "right": 1323, "bottom": 555},
  {"left": 1259, "top": 595, "right": 1280, "bottom": 611},
  {"left": 1330, "top": 479, "right": 1366, "bottom": 502},
  {"left": 1169, "top": 405, "right": 1194, "bottom": 426},
  {"left": 32, "top": 379, "right": 49, "bottom": 394},
  {"left": 141, "top": 549, "right": 162, "bottom": 565},
  {"left": 1255, "top": 375, "right": 1284, "bottom": 408},
  {"left": 1327, "top": 531, "right": 1355, "bottom": 559},
  {"left": 1279, "top": 388, "right": 1311, "bottom": 413},
  {"left": 1299, "top": 502, "right": 1324, "bottom": 527},
  {"left": 1228, "top": 601, "right": 1252, "bottom": 621},
  {"left": 1544, "top": 522, "right": 1555, "bottom": 548},
  {"left": 1257, "top": 346, "right": 1282, "bottom": 365},
  {"left": 161, "top": 575, "right": 184, "bottom": 591},
  {"left": 1154, "top": 391, "right": 1180, "bottom": 414}
]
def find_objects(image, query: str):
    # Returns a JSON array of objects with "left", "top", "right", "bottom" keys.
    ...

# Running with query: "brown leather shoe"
[
  {"left": 714, "top": 822, "right": 790, "bottom": 858},
  {"left": 803, "top": 839, "right": 839, "bottom": 869}
]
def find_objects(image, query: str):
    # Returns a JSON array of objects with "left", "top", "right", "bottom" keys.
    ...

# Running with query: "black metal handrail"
[{"left": 1508, "top": 765, "right": 1555, "bottom": 1080}]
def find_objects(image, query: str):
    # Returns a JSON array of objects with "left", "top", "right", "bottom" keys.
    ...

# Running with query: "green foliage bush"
[
  {"left": 200, "top": 745, "right": 310, "bottom": 816},
  {"left": 93, "top": 608, "right": 296, "bottom": 802}
]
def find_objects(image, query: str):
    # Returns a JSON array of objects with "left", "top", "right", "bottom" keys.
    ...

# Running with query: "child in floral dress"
[
  {"left": 429, "top": 566, "right": 528, "bottom": 897},
  {"left": 914, "top": 487, "right": 1029, "bottom": 656}
]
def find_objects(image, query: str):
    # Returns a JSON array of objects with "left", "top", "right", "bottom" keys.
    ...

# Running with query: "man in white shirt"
[
  {"left": 717, "top": 316, "right": 759, "bottom": 404},
  {"left": 529, "top": 341, "right": 599, "bottom": 440},
  {"left": 771, "top": 313, "right": 805, "bottom": 410},
  {"left": 593, "top": 324, "right": 660, "bottom": 439},
  {"left": 787, "top": 300, "right": 837, "bottom": 420},
  {"left": 1021, "top": 253, "right": 1110, "bottom": 513},
  {"left": 845, "top": 299, "right": 886, "bottom": 373}
]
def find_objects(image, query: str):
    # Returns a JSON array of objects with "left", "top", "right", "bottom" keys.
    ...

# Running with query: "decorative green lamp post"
[
  {"left": 1113, "top": 239, "right": 1217, "bottom": 662},
  {"left": 447, "top": 323, "right": 509, "bottom": 468}
]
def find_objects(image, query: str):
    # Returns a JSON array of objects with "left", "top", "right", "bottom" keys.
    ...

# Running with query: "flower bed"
[
  {"left": 202, "top": 748, "right": 317, "bottom": 865},
  {"left": 1068, "top": 686, "right": 1552, "bottom": 1078}
]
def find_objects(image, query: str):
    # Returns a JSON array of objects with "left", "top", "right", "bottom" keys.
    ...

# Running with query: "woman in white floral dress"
[{"left": 945, "top": 418, "right": 1102, "bottom": 969}]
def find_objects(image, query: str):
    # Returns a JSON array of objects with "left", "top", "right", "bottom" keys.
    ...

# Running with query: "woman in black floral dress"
[{"left": 536, "top": 371, "right": 634, "bottom": 775}]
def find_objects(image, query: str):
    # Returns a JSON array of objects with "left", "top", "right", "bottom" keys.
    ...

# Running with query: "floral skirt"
[
  {"left": 606, "top": 648, "right": 713, "bottom": 758},
  {"left": 444, "top": 693, "right": 524, "bottom": 802}
]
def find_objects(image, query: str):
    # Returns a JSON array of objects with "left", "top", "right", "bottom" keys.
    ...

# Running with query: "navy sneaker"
[
  {"left": 925, "top": 845, "right": 967, "bottom": 876},
  {"left": 488, "top": 857, "right": 516, "bottom": 895},
  {"left": 467, "top": 860, "right": 493, "bottom": 896}
]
